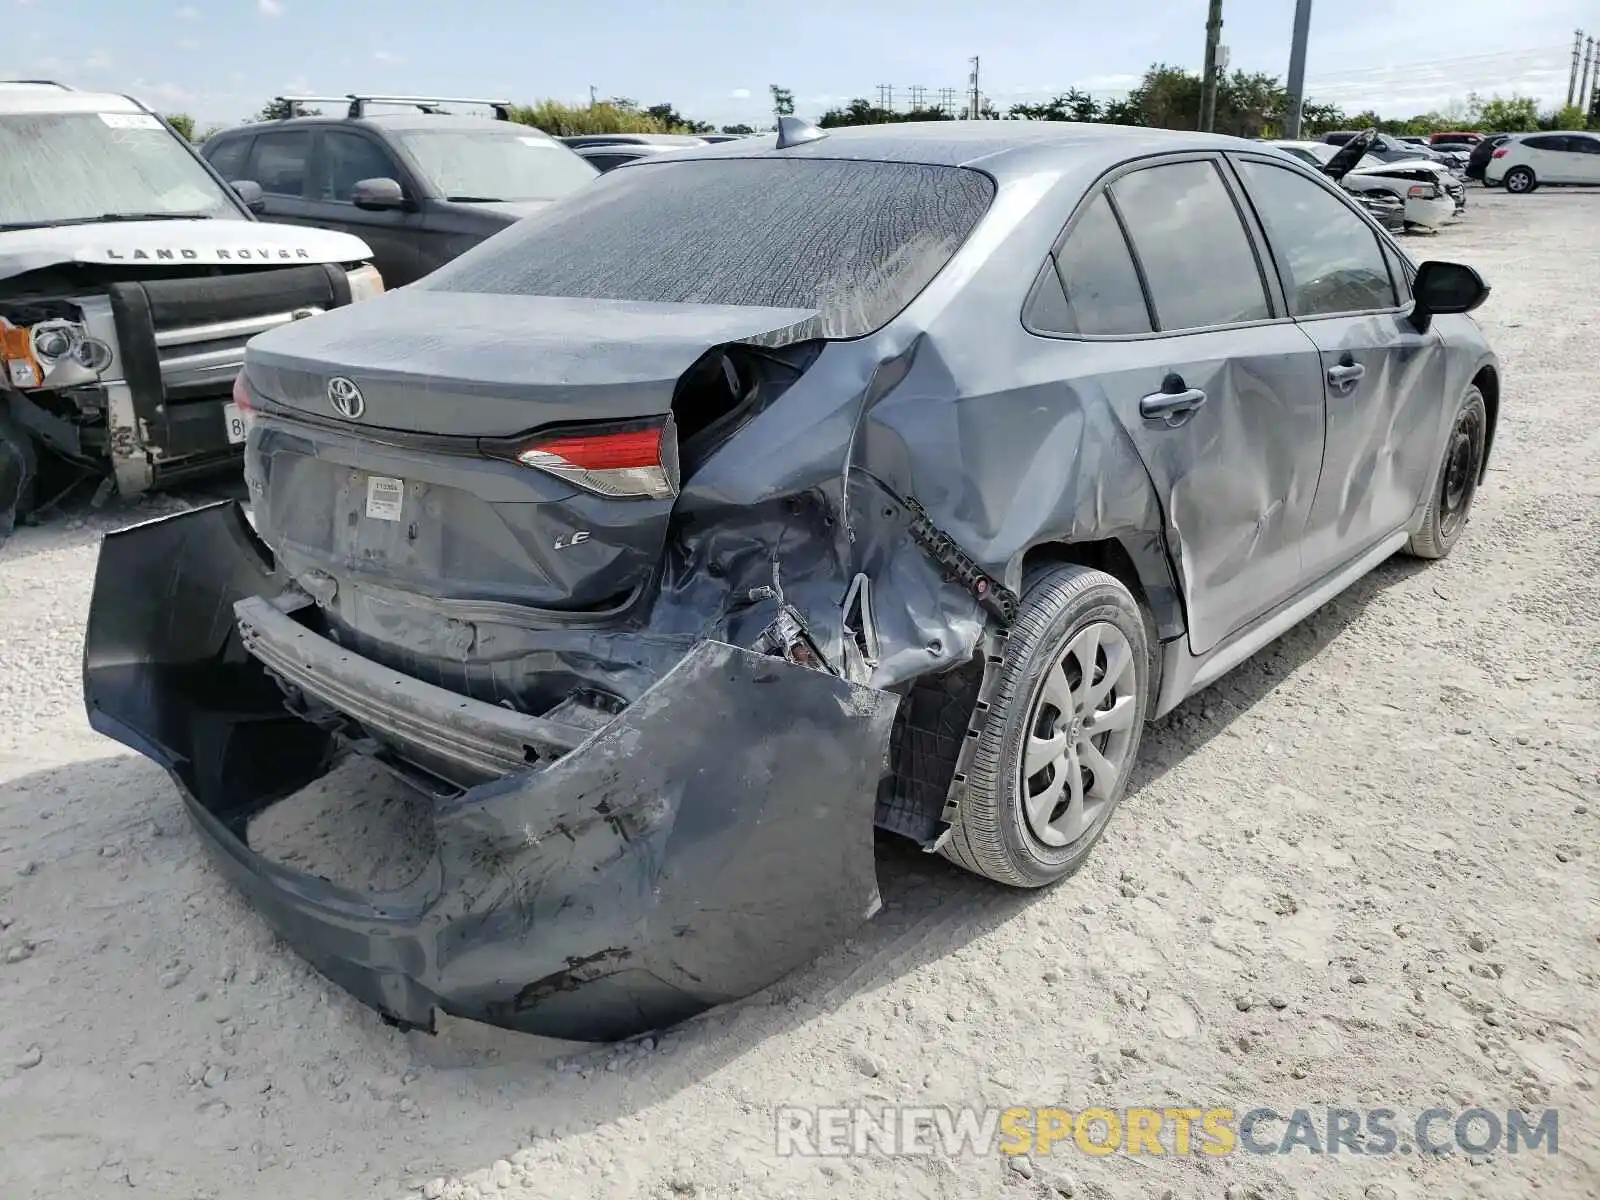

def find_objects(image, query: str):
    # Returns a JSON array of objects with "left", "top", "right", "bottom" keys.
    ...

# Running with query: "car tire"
[
  {"left": 1503, "top": 167, "right": 1536, "bottom": 194},
  {"left": 1405, "top": 386, "right": 1488, "bottom": 560},
  {"left": 0, "top": 407, "right": 37, "bottom": 546},
  {"left": 939, "top": 565, "right": 1151, "bottom": 889}
]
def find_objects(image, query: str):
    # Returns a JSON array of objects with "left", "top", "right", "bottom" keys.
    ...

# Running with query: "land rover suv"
[{"left": 0, "top": 80, "right": 383, "bottom": 540}]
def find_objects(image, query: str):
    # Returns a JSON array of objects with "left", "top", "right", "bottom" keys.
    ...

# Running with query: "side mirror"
[
  {"left": 1409, "top": 260, "right": 1489, "bottom": 333},
  {"left": 231, "top": 179, "right": 266, "bottom": 213},
  {"left": 351, "top": 177, "right": 406, "bottom": 211}
]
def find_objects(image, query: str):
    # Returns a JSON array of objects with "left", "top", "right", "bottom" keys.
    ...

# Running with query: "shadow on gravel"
[{"left": 0, "top": 550, "right": 1435, "bottom": 1185}]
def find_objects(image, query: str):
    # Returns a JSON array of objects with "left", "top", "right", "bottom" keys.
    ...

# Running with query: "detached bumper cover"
[{"left": 82, "top": 501, "right": 899, "bottom": 1042}]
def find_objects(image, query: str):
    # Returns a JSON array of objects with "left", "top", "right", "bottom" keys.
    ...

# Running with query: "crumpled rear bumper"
[{"left": 82, "top": 501, "right": 899, "bottom": 1042}]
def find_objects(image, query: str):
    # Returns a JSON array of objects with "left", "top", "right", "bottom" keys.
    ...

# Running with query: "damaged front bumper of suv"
[{"left": 82, "top": 501, "right": 899, "bottom": 1042}]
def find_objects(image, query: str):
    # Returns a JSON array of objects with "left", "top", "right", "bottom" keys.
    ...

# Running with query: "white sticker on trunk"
[
  {"left": 98, "top": 112, "right": 163, "bottom": 130},
  {"left": 365, "top": 475, "right": 405, "bottom": 521}
]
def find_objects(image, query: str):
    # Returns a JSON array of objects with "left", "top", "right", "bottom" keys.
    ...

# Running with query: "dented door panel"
[{"left": 1297, "top": 313, "right": 1448, "bottom": 577}]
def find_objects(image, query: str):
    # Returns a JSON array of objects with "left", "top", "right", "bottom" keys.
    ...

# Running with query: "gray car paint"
[{"left": 83, "top": 121, "right": 1500, "bottom": 1040}]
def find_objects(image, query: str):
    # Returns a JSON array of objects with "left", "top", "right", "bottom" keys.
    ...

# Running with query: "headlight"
[
  {"left": 2, "top": 315, "right": 112, "bottom": 389},
  {"left": 346, "top": 264, "right": 385, "bottom": 303}
]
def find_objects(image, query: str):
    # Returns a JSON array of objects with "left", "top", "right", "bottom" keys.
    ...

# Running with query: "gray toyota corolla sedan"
[{"left": 83, "top": 118, "right": 1499, "bottom": 1042}]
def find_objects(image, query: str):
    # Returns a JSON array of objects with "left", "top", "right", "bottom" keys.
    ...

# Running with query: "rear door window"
[
  {"left": 1235, "top": 159, "right": 1397, "bottom": 316},
  {"left": 1035, "top": 192, "right": 1152, "bottom": 336},
  {"left": 246, "top": 130, "right": 313, "bottom": 197},
  {"left": 1108, "top": 160, "right": 1271, "bottom": 331},
  {"left": 419, "top": 158, "right": 995, "bottom": 339}
]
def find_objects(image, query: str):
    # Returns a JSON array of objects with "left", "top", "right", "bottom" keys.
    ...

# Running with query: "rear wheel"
[
  {"left": 940, "top": 565, "right": 1150, "bottom": 888},
  {"left": 1503, "top": 167, "right": 1536, "bottom": 194},
  {"left": 1406, "top": 386, "right": 1487, "bottom": 560}
]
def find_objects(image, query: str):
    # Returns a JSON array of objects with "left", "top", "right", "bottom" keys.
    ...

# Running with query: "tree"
[
  {"left": 161, "top": 113, "right": 197, "bottom": 141},
  {"left": 510, "top": 100, "right": 671, "bottom": 136},
  {"left": 644, "top": 103, "right": 713, "bottom": 134},
  {"left": 770, "top": 85, "right": 795, "bottom": 120},
  {"left": 720, "top": 123, "right": 755, "bottom": 135},
  {"left": 1009, "top": 88, "right": 1103, "bottom": 122},
  {"left": 1472, "top": 94, "right": 1539, "bottom": 132},
  {"left": 1549, "top": 104, "right": 1588, "bottom": 130},
  {"left": 254, "top": 98, "right": 319, "bottom": 121},
  {"left": 816, "top": 98, "right": 954, "bottom": 127}
]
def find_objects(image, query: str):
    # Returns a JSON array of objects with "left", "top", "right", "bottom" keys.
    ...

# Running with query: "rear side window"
[
  {"left": 1521, "top": 135, "right": 1564, "bottom": 152},
  {"left": 1236, "top": 159, "right": 1396, "bottom": 316},
  {"left": 419, "top": 158, "right": 995, "bottom": 339},
  {"left": 1109, "top": 160, "right": 1271, "bottom": 331},
  {"left": 247, "top": 130, "right": 312, "bottom": 197},
  {"left": 204, "top": 136, "right": 250, "bottom": 181},
  {"left": 1044, "top": 193, "right": 1151, "bottom": 335}
]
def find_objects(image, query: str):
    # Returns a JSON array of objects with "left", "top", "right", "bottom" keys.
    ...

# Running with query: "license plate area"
[
  {"left": 332, "top": 471, "right": 443, "bottom": 574},
  {"left": 223, "top": 402, "right": 248, "bottom": 445}
]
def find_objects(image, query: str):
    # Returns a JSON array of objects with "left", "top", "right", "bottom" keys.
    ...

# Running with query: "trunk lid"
[
  {"left": 243, "top": 289, "right": 819, "bottom": 435},
  {"left": 241, "top": 290, "right": 821, "bottom": 615}
]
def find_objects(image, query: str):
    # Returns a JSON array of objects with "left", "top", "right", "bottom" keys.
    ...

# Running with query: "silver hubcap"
[{"left": 1019, "top": 622, "right": 1138, "bottom": 848}]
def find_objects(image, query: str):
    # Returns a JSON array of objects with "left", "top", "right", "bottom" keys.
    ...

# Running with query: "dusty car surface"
[{"left": 83, "top": 118, "right": 1502, "bottom": 1043}]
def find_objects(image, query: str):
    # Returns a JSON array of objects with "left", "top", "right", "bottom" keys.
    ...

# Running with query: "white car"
[
  {"left": 1484, "top": 131, "right": 1600, "bottom": 193},
  {"left": 1267, "top": 139, "right": 1460, "bottom": 230}
]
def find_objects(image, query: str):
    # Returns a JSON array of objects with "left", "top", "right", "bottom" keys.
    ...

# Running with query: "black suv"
[{"left": 200, "top": 95, "right": 599, "bottom": 287}]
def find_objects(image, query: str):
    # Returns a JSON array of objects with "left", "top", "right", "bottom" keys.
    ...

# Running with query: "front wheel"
[
  {"left": 1503, "top": 167, "right": 1536, "bottom": 194},
  {"left": 1406, "top": 386, "right": 1488, "bottom": 560},
  {"left": 939, "top": 565, "right": 1151, "bottom": 888}
]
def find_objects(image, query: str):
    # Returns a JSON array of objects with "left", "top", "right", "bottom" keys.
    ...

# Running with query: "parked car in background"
[
  {"left": 558, "top": 133, "right": 710, "bottom": 150},
  {"left": 1465, "top": 133, "right": 1515, "bottom": 181},
  {"left": 1269, "top": 137, "right": 1461, "bottom": 229},
  {"left": 1483, "top": 131, "right": 1600, "bottom": 192},
  {"left": 1430, "top": 132, "right": 1482, "bottom": 147},
  {"left": 0, "top": 79, "right": 382, "bottom": 540},
  {"left": 86, "top": 118, "right": 1500, "bottom": 1044},
  {"left": 1323, "top": 129, "right": 1450, "bottom": 167},
  {"left": 568, "top": 141, "right": 696, "bottom": 172},
  {"left": 201, "top": 95, "right": 598, "bottom": 287}
]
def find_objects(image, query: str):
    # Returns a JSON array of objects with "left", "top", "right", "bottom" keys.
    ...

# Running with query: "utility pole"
[
  {"left": 1570, "top": 30, "right": 1586, "bottom": 107},
  {"left": 969, "top": 57, "right": 981, "bottom": 120},
  {"left": 938, "top": 87, "right": 958, "bottom": 115},
  {"left": 1199, "top": 0, "right": 1224, "bottom": 131},
  {"left": 876, "top": 84, "right": 893, "bottom": 110},
  {"left": 909, "top": 84, "right": 926, "bottom": 110},
  {"left": 588, "top": 85, "right": 597, "bottom": 109},
  {"left": 1283, "top": 0, "right": 1314, "bottom": 139},
  {"left": 1582, "top": 38, "right": 1595, "bottom": 113}
]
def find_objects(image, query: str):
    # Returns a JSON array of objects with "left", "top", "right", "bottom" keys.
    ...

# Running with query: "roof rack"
[
  {"left": 273, "top": 93, "right": 513, "bottom": 121},
  {"left": 0, "top": 79, "right": 75, "bottom": 89}
]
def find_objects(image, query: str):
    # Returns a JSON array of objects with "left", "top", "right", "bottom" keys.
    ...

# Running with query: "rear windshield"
[{"left": 418, "top": 157, "right": 996, "bottom": 338}]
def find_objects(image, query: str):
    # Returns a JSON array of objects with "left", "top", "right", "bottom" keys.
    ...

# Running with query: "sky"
[{"left": 1, "top": 0, "right": 1591, "bottom": 128}]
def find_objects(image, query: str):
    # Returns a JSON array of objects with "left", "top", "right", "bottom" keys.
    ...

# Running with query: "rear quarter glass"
[{"left": 415, "top": 157, "right": 996, "bottom": 339}]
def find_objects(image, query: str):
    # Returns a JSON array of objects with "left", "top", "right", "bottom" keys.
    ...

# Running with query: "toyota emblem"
[{"left": 327, "top": 376, "right": 365, "bottom": 420}]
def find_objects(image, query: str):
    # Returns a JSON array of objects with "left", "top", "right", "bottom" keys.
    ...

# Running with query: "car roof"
[
  {"left": 0, "top": 80, "right": 145, "bottom": 115},
  {"left": 637, "top": 121, "right": 1266, "bottom": 178}
]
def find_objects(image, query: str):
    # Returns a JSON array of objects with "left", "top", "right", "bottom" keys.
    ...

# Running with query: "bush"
[{"left": 509, "top": 101, "right": 674, "bottom": 136}]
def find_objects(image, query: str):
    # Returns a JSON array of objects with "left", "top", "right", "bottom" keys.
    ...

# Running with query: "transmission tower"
[
  {"left": 876, "top": 84, "right": 894, "bottom": 110},
  {"left": 908, "top": 85, "right": 927, "bottom": 109},
  {"left": 937, "top": 87, "right": 959, "bottom": 114}
]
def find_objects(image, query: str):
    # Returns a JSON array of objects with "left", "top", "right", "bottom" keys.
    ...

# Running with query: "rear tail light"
[
  {"left": 1407, "top": 184, "right": 1439, "bottom": 199},
  {"left": 496, "top": 420, "right": 679, "bottom": 500},
  {"left": 231, "top": 371, "right": 257, "bottom": 435},
  {"left": 1491, "top": 148, "right": 1508, "bottom": 158}
]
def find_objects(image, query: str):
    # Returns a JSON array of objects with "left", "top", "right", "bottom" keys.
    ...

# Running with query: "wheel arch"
[{"left": 1471, "top": 362, "right": 1500, "bottom": 483}]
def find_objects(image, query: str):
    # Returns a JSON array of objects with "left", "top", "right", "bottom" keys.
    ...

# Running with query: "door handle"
[
  {"left": 1327, "top": 361, "right": 1366, "bottom": 387},
  {"left": 1139, "top": 387, "right": 1208, "bottom": 422}
]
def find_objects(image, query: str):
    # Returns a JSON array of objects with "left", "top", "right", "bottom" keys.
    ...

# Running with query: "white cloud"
[
  {"left": 729, "top": 88, "right": 751, "bottom": 100},
  {"left": 136, "top": 80, "right": 194, "bottom": 107},
  {"left": 258, "top": 0, "right": 283, "bottom": 15},
  {"left": 372, "top": 49, "right": 405, "bottom": 65},
  {"left": 282, "top": 76, "right": 313, "bottom": 96},
  {"left": 82, "top": 49, "right": 113, "bottom": 71},
  {"left": 176, "top": 4, "right": 198, "bottom": 16},
  {"left": 177, "top": 37, "right": 201, "bottom": 51}
]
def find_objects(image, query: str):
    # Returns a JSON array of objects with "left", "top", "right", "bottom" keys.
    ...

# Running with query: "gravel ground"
[{"left": 1, "top": 189, "right": 1596, "bottom": 1200}]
